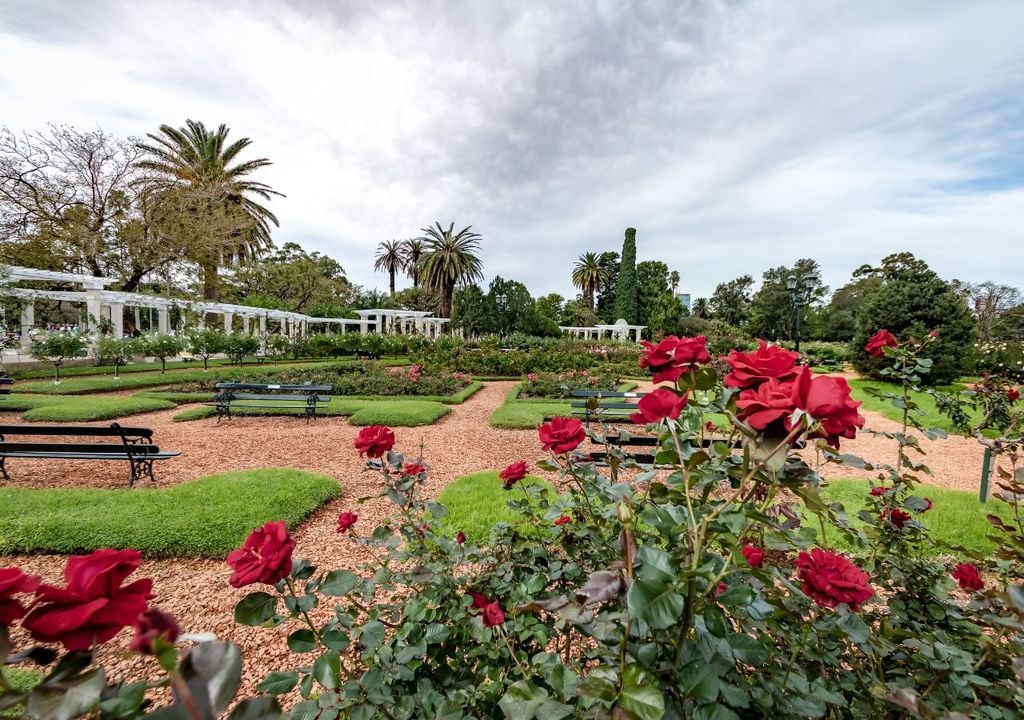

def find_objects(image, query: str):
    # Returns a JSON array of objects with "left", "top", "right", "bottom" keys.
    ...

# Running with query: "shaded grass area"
[
  {"left": 173, "top": 398, "right": 449, "bottom": 426},
  {"left": 21, "top": 396, "right": 175, "bottom": 422},
  {"left": 848, "top": 379, "right": 978, "bottom": 433},
  {"left": 435, "top": 471, "right": 556, "bottom": 545},
  {"left": 0, "top": 468, "right": 338, "bottom": 557},
  {"left": 820, "top": 478, "right": 1013, "bottom": 555},
  {"left": 0, "top": 394, "right": 63, "bottom": 412},
  {"left": 9, "top": 356, "right": 334, "bottom": 380}
]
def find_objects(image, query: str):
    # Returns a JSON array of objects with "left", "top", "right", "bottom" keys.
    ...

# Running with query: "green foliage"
[
  {"left": 485, "top": 276, "right": 534, "bottom": 336},
  {"left": 221, "top": 333, "right": 260, "bottom": 364},
  {"left": 142, "top": 333, "right": 185, "bottom": 373},
  {"left": 819, "top": 276, "right": 882, "bottom": 341},
  {"left": 20, "top": 395, "right": 175, "bottom": 422},
  {"left": 799, "top": 341, "right": 850, "bottom": 369},
  {"left": 28, "top": 332, "right": 88, "bottom": 382},
  {"left": 347, "top": 400, "right": 449, "bottom": 426},
  {"left": 451, "top": 284, "right": 488, "bottom": 337},
  {"left": 436, "top": 471, "right": 556, "bottom": 544},
  {"left": 613, "top": 227, "right": 638, "bottom": 324},
  {"left": 489, "top": 399, "right": 569, "bottom": 428},
  {"left": 418, "top": 222, "right": 484, "bottom": 317},
  {"left": 559, "top": 297, "right": 599, "bottom": 327},
  {"left": 230, "top": 241, "right": 352, "bottom": 314},
  {"left": 186, "top": 328, "right": 227, "bottom": 369},
  {"left": 976, "top": 339, "right": 1024, "bottom": 381},
  {"left": 595, "top": 251, "right": 621, "bottom": 323},
  {"left": 851, "top": 253, "right": 977, "bottom": 385},
  {"left": 518, "top": 369, "right": 622, "bottom": 399},
  {"left": 709, "top": 275, "right": 754, "bottom": 327},
  {"left": 636, "top": 260, "right": 684, "bottom": 338},
  {"left": 747, "top": 258, "right": 827, "bottom": 341},
  {"left": 93, "top": 335, "right": 143, "bottom": 371},
  {"left": 0, "top": 468, "right": 338, "bottom": 556}
]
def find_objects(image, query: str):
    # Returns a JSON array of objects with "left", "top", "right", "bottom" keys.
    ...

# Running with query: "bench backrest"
[
  {"left": 223, "top": 393, "right": 332, "bottom": 402},
  {"left": 570, "top": 390, "right": 646, "bottom": 399},
  {"left": 0, "top": 424, "right": 154, "bottom": 440},
  {"left": 0, "top": 442, "right": 162, "bottom": 454},
  {"left": 0, "top": 377, "right": 13, "bottom": 395},
  {"left": 215, "top": 383, "right": 332, "bottom": 393}
]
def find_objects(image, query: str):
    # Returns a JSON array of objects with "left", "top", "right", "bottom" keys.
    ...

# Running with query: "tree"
[
  {"left": 136, "top": 120, "right": 281, "bottom": 301},
  {"left": 402, "top": 238, "right": 425, "bottom": 288},
  {"left": 691, "top": 297, "right": 711, "bottom": 319},
  {"left": 451, "top": 284, "right": 488, "bottom": 337},
  {"left": 231, "top": 242, "right": 351, "bottom": 314},
  {"left": 29, "top": 333, "right": 88, "bottom": 383},
  {"left": 534, "top": 293, "right": 564, "bottom": 321},
  {"left": 669, "top": 270, "right": 680, "bottom": 296},
  {"left": 594, "top": 251, "right": 620, "bottom": 323},
  {"left": 221, "top": 334, "right": 260, "bottom": 366},
  {"left": 964, "top": 282, "right": 1023, "bottom": 342},
  {"left": 143, "top": 333, "right": 184, "bottom": 374},
  {"left": 418, "top": 222, "right": 484, "bottom": 319},
  {"left": 819, "top": 276, "right": 883, "bottom": 341},
  {"left": 485, "top": 277, "right": 533, "bottom": 336},
  {"left": 187, "top": 328, "right": 227, "bottom": 371},
  {"left": 393, "top": 286, "right": 441, "bottom": 314},
  {"left": 560, "top": 298, "right": 599, "bottom": 328},
  {"left": 709, "top": 275, "right": 754, "bottom": 327},
  {"left": 571, "top": 252, "right": 608, "bottom": 310},
  {"left": 94, "top": 336, "right": 143, "bottom": 378},
  {"left": 851, "top": 252, "right": 977, "bottom": 385},
  {"left": 613, "top": 228, "right": 639, "bottom": 324},
  {"left": 374, "top": 239, "right": 405, "bottom": 297},
  {"left": 747, "top": 259, "right": 828, "bottom": 341},
  {"left": 636, "top": 261, "right": 683, "bottom": 338},
  {"left": 265, "top": 333, "right": 291, "bottom": 361}
]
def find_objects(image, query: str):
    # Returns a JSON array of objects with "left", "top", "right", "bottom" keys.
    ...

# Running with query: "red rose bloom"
[
  {"left": 1008, "top": 388, "right": 1020, "bottom": 403},
  {"left": 865, "top": 329, "right": 898, "bottom": 358},
  {"left": 952, "top": 563, "right": 984, "bottom": 591},
  {"left": 0, "top": 567, "right": 41, "bottom": 626},
  {"left": 22, "top": 549, "right": 153, "bottom": 651},
  {"left": 129, "top": 608, "right": 180, "bottom": 655},
  {"left": 735, "top": 376, "right": 801, "bottom": 432},
  {"left": 554, "top": 515, "right": 573, "bottom": 526},
  {"left": 336, "top": 512, "right": 358, "bottom": 533},
  {"left": 482, "top": 600, "right": 505, "bottom": 627},
  {"left": 538, "top": 417, "right": 586, "bottom": 454},
  {"left": 467, "top": 591, "right": 489, "bottom": 610},
  {"left": 741, "top": 544, "right": 765, "bottom": 568},
  {"left": 629, "top": 388, "right": 689, "bottom": 424},
  {"left": 638, "top": 335, "right": 711, "bottom": 383},
  {"left": 795, "top": 548, "right": 873, "bottom": 611},
  {"left": 886, "top": 509, "right": 912, "bottom": 529},
  {"left": 226, "top": 521, "right": 295, "bottom": 588},
  {"left": 921, "top": 499, "right": 933, "bottom": 512},
  {"left": 403, "top": 462, "right": 427, "bottom": 475},
  {"left": 714, "top": 582, "right": 728, "bottom": 597},
  {"left": 723, "top": 340, "right": 801, "bottom": 390},
  {"left": 456, "top": 532, "right": 466, "bottom": 545},
  {"left": 500, "top": 461, "right": 529, "bottom": 489},
  {"left": 354, "top": 425, "right": 395, "bottom": 458},
  {"left": 869, "top": 486, "right": 887, "bottom": 497}
]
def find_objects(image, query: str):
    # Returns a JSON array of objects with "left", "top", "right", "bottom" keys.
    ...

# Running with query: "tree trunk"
[
  {"left": 587, "top": 288, "right": 595, "bottom": 310},
  {"left": 390, "top": 271, "right": 396, "bottom": 297},
  {"left": 441, "top": 284, "right": 454, "bottom": 318},
  {"left": 202, "top": 260, "right": 219, "bottom": 325}
]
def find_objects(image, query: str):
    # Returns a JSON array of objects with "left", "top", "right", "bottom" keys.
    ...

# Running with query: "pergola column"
[
  {"left": 157, "top": 308, "right": 171, "bottom": 334},
  {"left": 19, "top": 300, "right": 34, "bottom": 350},
  {"left": 133, "top": 307, "right": 142, "bottom": 333},
  {"left": 223, "top": 312, "right": 234, "bottom": 334},
  {"left": 109, "top": 303, "right": 124, "bottom": 338}
]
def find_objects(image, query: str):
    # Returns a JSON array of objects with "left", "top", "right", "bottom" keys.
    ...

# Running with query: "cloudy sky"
[{"left": 2, "top": 0, "right": 1022, "bottom": 300}]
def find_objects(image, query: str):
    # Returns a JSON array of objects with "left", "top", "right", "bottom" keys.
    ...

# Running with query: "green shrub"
[
  {"left": 436, "top": 471, "right": 557, "bottom": 544},
  {"left": 21, "top": 396, "right": 176, "bottom": 422},
  {"left": 347, "top": 401, "right": 449, "bottom": 426},
  {"left": 975, "top": 339, "right": 1024, "bottom": 382},
  {"left": 518, "top": 369, "right": 621, "bottom": 398},
  {"left": 142, "top": 333, "right": 185, "bottom": 374},
  {"left": 28, "top": 332, "right": 89, "bottom": 382},
  {"left": 0, "top": 468, "right": 338, "bottom": 556}
]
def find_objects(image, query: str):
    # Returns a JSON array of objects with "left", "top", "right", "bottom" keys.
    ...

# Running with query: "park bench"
[
  {"left": 0, "top": 423, "right": 180, "bottom": 487},
  {"left": 569, "top": 390, "right": 648, "bottom": 425},
  {"left": 0, "top": 376, "right": 13, "bottom": 397},
  {"left": 208, "top": 382, "right": 332, "bottom": 422}
]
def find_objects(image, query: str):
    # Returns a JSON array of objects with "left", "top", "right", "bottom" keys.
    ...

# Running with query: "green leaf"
[
  {"left": 234, "top": 592, "right": 278, "bottom": 626},
  {"left": 498, "top": 680, "right": 549, "bottom": 720},
  {"left": 227, "top": 696, "right": 283, "bottom": 719},
  {"left": 635, "top": 546, "right": 677, "bottom": 584},
  {"left": 693, "top": 703, "right": 740, "bottom": 720},
  {"left": 98, "top": 681, "right": 147, "bottom": 719},
  {"left": 27, "top": 668, "right": 105, "bottom": 720},
  {"left": 358, "top": 620, "right": 386, "bottom": 652},
  {"left": 320, "top": 569, "right": 360, "bottom": 596},
  {"left": 678, "top": 663, "right": 719, "bottom": 704},
  {"left": 837, "top": 613, "right": 869, "bottom": 644},
  {"left": 727, "top": 634, "right": 768, "bottom": 666},
  {"left": 422, "top": 623, "right": 451, "bottom": 645},
  {"left": 619, "top": 664, "right": 665, "bottom": 720},
  {"left": 312, "top": 651, "right": 341, "bottom": 690},
  {"left": 256, "top": 671, "right": 299, "bottom": 695},
  {"left": 627, "top": 578, "right": 684, "bottom": 630},
  {"left": 179, "top": 641, "right": 243, "bottom": 716},
  {"left": 287, "top": 629, "right": 317, "bottom": 653}
]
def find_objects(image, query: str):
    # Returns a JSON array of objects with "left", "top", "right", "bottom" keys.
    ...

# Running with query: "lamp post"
[
  {"left": 785, "top": 272, "right": 819, "bottom": 353},
  {"left": 496, "top": 293, "right": 508, "bottom": 337}
]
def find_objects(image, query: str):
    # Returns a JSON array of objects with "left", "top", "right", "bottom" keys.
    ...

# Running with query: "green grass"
[
  {"left": 134, "top": 390, "right": 212, "bottom": 404},
  {"left": 172, "top": 398, "right": 449, "bottom": 426},
  {"left": 0, "top": 394, "right": 64, "bottom": 412},
  {"left": 436, "top": 471, "right": 556, "bottom": 544},
  {"left": 14, "top": 370, "right": 226, "bottom": 395},
  {"left": 20, "top": 396, "right": 175, "bottom": 422},
  {"left": 848, "top": 379, "right": 979, "bottom": 433},
  {"left": 0, "top": 667, "right": 43, "bottom": 718},
  {"left": 9, "top": 356, "right": 338, "bottom": 380},
  {"left": 137, "top": 381, "right": 482, "bottom": 406},
  {"left": 490, "top": 401, "right": 571, "bottom": 428},
  {"left": 820, "top": 478, "right": 1013, "bottom": 555},
  {"left": 0, "top": 468, "right": 338, "bottom": 557}
]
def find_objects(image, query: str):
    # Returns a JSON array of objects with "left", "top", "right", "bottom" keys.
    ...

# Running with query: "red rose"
[
  {"left": 795, "top": 548, "right": 873, "bottom": 611},
  {"left": 456, "top": 532, "right": 466, "bottom": 545},
  {"left": 226, "top": 521, "right": 295, "bottom": 588},
  {"left": 952, "top": 563, "right": 984, "bottom": 591},
  {"left": 735, "top": 375, "right": 801, "bottom": 432},
  {"left": 1008, "top": 388, "right": 1020, "bottom": 403},
  {"left": 354, "top": 425, "right": 395, "bottom": 458},
  {"left": 723, "top": 340, "right": 801, "bottom": 389},
  {"left": 22, "top": 549, "right": 153, "bottom": 651},
  {"left": 538, "top": 417, "right": 586, "bottom": 454},
  {"left": 403, "top": 462, "right": 427, "bottom": 475},
  {"left": 554, "top": 515, "right": 573, "bottom": 526},
  {"left": 921, "top": 499, "right": 933, "bottom": 512},
  {"left": 799, "top": 370, "right": 865, "bottom": 448},
  {"left": 714, "top": 582, "right": 728, "bottom": 597},
  {"left": 629, "top": 388, "right": 689, "bottom": 424},
  {"left": 500, "top": 461, "right": 529, "bottom": 489},
  {"left": 0, "top": 567, "right": 41, "bottom": 627},
  {"left": 638, "top": 335, "right": 710, "bottom": 383},
  {"left": 865, "top": 329, "right": 898, "bottom": 358},
  {"left": 129, "top": 608, "right": 180, "bottom": 655},
  {"left": 467, "top": 591, "right": 489, "bottom": 610},
  {"left": 886, "top": 509, "right": 912, "bottom": 529},
  {"left": 336, "top": 512, "right": 358, "bottom": 533},
  {"left": 482, "top": 600, "right": 505, "bottom": 627},
  {"left": 741, "top": 544, "right": 765, "bottom": 568},
  {"left": 869, "top": 486, "right": 887, "bottom": 497}
]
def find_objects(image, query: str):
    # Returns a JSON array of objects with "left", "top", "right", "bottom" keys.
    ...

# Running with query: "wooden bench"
[
  {"left": 0, "top": 376, "right": 13, "bottom": 397},
  {"left": 208, "top": 383, "right": 332, "bottom": 422},
  {"left": 0, "top": 423, "right": 180, "bottom": 487},
  {"left": 569, "top": 390, "right": 648, "bottom": 425}
]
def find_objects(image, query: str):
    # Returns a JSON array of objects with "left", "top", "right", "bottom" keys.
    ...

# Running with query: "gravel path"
[{"left": 0, "top": 380, "right": 991, "bottom": 693}]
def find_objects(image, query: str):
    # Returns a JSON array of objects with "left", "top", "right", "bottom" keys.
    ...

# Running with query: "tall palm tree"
[
  {"left": 571, "top": 252, "right": 608, "bottom": 310},
  {"left": 669, "top": 270, "right": 680, "bottom": 296},
  {"left": 402, "top": 238, "right": 424, "bottom": 288},
  {"left": 136, "top": 120, "right": 281, "bottom": 301},
  {"left": 374, "top": 239, "right": 404, "bottom": 297},
  {"left": 418, "top": 222, "right": 483, "bottom": 318},
  {"left": 692, "top": 297, "right": 711, "bottom": 319}
]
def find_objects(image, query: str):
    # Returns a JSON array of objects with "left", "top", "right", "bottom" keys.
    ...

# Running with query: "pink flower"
[
  {"left": 723, "top": 340, "right": 801, "bottom": 390},
  {"left": 354, "top": 425, "right": 395, "bottom": 458},
  {"left": 538, "top": 417, "right": 586, "bottom": 454},
  {"left": 638, "top": 335, "right": 711, "bottom": 383}
]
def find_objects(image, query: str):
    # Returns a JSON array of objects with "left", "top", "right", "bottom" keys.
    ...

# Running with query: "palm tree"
[
  {"left": 374, "top": 239, "right": 404, "bottom": 297},
  {"left": 692, "top": 297, "right": 711, "bottom": 319},
  {"left": 136, "top": 120, "right": 281, "bottom": 301},
  {"left": 669, "top": 270, "right": 680, "bottom": 296},
  {"left": 402, "top": 238, "right": 424, "bottom": 288},
  {"left": 571, "top": 252, "right": 608, "bottom": 310},
  {"left": 418, "top": 222, "right": 483, "bottom": 318}
]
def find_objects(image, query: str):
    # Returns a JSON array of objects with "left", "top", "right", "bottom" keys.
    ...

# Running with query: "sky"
[{"left": 1, "top": 0, "right": 1022, "bottom": 301}]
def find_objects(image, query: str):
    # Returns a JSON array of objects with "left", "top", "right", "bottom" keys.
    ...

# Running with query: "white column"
[
  {"left": 20, "top": 300, "right": 34, "bottom": 349},
  {"left": 223, "top": 312, "right": 234, "bottom": 334},
  {"left": 110, "top": 303, "right": 124, "bottom": 338},
  {"left": 133, "top": 306, "right": 141, "bottom": 333},
  {"left": 157, "top": 308, "right": 170, "bottom": 334},
  {"left": 197, "top": 313, "right": 205, "bottom": 330},
  {"left": 359, "top": 319, "right": 368, "bottom": 335}
]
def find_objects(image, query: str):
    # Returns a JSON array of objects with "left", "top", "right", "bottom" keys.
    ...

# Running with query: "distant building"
[{"left": 676, "top": 293, "right": 691, "bottom": 312}]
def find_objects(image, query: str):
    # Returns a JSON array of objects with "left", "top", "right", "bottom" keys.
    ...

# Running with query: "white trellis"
[{"left": 559, "top": 318, "right": 645, "bottom": 342}]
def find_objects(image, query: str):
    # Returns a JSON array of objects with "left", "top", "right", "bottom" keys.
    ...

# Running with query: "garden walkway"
[{"left": 0, "top": 380, "right": 993, "bottom": 693}]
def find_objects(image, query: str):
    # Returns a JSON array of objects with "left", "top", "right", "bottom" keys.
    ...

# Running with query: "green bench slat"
[
  {"left": 218, "top": 393, "right": 331, "bottom": 402},
  {"left": 570, "top": 390, "right": 645, "bottom": 398},
  {"left": 215, "top": 383, "right": 332, "bottom": 393},
  {"left": 0, "top": 442, "right": 163, "bottom": 455},
  {"left": 0, "top": 450, "right": 180, "bottom": 461},
  {"left": 0, "top": 424, "right": 154, "bottom": 438},
  {"left": 571, "top": 401, "right": 640, "bottom": 410}
]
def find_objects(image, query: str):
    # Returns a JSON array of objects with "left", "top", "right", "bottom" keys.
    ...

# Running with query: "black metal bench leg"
[
  {"left": 128, "top": 458, "right": 155, "bottom": 488},
  {"left": 0, "top": 457, "right": 8, "bottom": 481}
]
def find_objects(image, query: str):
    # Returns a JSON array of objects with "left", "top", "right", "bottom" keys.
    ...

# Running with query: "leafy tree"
[
  {"left": 613, "top": 227, "right": 638, "bottom": 323},
  {"left": 851, "top": 252, "right": 977, "bottom": 384},
  {"left": 30, "top": 333, "right": 88, "bottom": 383},
  {"left": 636, "top": 260, "right": 683, "bottom": 338},
  {"left": 187, "top": 328, "right": 227, "bottom": 371},
  {"left": 393, "top": 286, "right": 441, "bottom": 314},
  {"left": 560, "top": 298, "right": 599, "bottom": 327},
  {"left": 451, "top": 284, "right": 488, "bottom": 337},
  {"left": 231, "top": 242, "right": 351, "bottom": 314},
  {"left": 709, "top": 275, "right": 754, "bottom": 327},
  {"left": 747, "top": 259, "right": 828, "bottom": 341},
  {"left": 571, "top": 252, "right": 608, "bottom": 310},
  {"left": 402, "top": 238, "right": 424, "bottom": 288},
  {"left": 374, "top": 239, "right": 405, "bottom": 297},
  {"left": 136, "top": 120, "right": 280, "bottom": 301},
  {"left": 221, "top": 333, "right": 261, "bottom": 366},
  {"left": 265, "top": 333, "right": 291, "bottom": 361},
  {"left": 594, "top": 251, "right": 620, "bottom": 323},
  {"left": 691, "top": 297, "right": 711, "bottom": 319},
  {"left": 534, "top": 293, "right": 564, "bottom": 322},
  {"left": 94, "top": 336, "right": 143, "bottom": 378},
  {"left": 485, "top": 277, "right": 533, "bottom": 336},
  {"left": 418, "top": 222, "right": 484, "bottom": 318},
  {"left": 143, "top": 333, "right": 184, "bottom": 374},
  {"left": 819, "top": 276, "right": 883, "bottom": 341},
  {"left": 522, "top": 308, "right": 562, "bottom": 337},
  {"left": 964, "top": 281, "right": 1023, "bottom": 342}
]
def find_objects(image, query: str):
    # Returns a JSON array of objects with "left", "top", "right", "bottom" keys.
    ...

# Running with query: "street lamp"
[
  {"left": 786, "top": 272, "right": 819, "bottom": 353},
  {"left": 496, "top": 293, "right": 508, "bottom": 337}
]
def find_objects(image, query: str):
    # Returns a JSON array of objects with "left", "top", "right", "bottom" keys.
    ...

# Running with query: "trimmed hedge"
[
  {"left": 21, "top": 396, "right": 175, "bottom": 422},
  {"left": 435, "top": 471, "right": 557, "bottom": 545},
  {"left": 0, "top": 468, "right": 338, "bottom": 557},
  {"left": 173, "top": 398, "right": 449, "bottom": 426}
]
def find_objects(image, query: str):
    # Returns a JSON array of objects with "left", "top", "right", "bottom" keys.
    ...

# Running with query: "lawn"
[
  {"left": 173, "top": 398, "right": 449, "bottom": 426},
  {"left": 137, "top": 380, "right": 482, "bottom": 406},
  {"left": 9, "top": 356, "right": 333, "bottom": 380},
  {"left": 489, "top": 400, "right": 570, "bottom": 429},
  {"left": 20, "top": 395, "right": 175, "bottom": 422},
  {"left": 0, "top": 394, "right": 63, "bottom": 412},
  {"left": 0, "top": 468, "right": 338, "bottom": 557},
  {"left": 435, "top": 470, "right": 556, "bottom": 544}
]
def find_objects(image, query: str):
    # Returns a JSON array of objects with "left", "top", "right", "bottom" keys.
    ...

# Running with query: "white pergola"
[
  {"left": 354, "top": 309, "right": 450, "bottom": 337},
  {"left": 560, "top": 318, "right": 645, "bottom": 342}
]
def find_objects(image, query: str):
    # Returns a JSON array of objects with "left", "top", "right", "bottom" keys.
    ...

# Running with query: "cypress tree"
[{"left": 613, "top": 227, "right": 639, "bottom": 324}]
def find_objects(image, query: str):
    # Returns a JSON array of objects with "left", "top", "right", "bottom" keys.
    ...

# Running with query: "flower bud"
[{"left": 616, "top": 500, "right": 633, "bottom": 525}]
